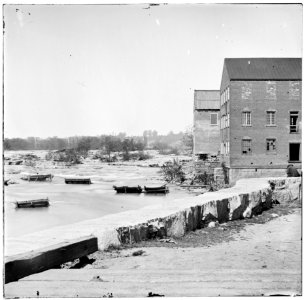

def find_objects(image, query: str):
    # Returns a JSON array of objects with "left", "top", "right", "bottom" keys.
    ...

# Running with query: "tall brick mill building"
[{"left": 220, "top": 57, "right": 302, "bottom": 183}]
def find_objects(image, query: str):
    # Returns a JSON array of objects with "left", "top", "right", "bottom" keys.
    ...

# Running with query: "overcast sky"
[{"left": 4, "top": 3, "right": 302, "bottom": 138}]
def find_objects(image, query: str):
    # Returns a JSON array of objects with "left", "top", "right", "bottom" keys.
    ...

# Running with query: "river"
[{"left": 4, "top": 151, "right": 194, "bottom": 238}]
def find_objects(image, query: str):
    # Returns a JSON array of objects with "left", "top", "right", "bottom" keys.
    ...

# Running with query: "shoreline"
[{"left": 4, "top": 176, "right": 301, "bottom": 284}]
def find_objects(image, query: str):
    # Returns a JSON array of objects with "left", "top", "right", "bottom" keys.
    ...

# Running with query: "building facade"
[
  {"left": 220, "top": 58, "right": 302, "bottom": 182},
  {"left": 193, "top": 90, "right": 220, "bottom": 159}
]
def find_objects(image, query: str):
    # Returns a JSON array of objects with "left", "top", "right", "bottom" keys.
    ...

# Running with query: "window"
[
  {"left": 242, "top": 139, "right": 252, "bottom": 155},
  {"left": 210, "top": 113, "right": 218, "bottom": 125},
  {"left": 290, "top": 112, "right": 299, "bottom": 133},
  {"left": 266, "top": 111, "right": 276, "bottom": 126},
  {"left": 242, "top": 112, "right": 251, "bottom": 126},
  {"left": 289, "top": 143, "right": 300, "bottom": 162},
  {"left": 266, "top": 139, "right": 276, "bottom": 154}
]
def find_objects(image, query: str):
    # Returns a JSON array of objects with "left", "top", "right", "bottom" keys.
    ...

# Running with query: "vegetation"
[
  {"left": 160, "top": 159, "right": 186, "bottom": 183},
  {"left": 4, "top": 131, "right": 186, "bottom": 151},
  {"left": 181, "top": 126, "right": 194, "bottom": 153},
  {"left": 193, "top": 172, "right": 214, "bottom": 185},
  {"left": 45, "top": 149, "right": 83, "bottom": 164}
]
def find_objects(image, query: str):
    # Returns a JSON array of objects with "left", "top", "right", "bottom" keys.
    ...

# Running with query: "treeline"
[{"left": 3, "top": 130, "right": 190, "bottom": 152}]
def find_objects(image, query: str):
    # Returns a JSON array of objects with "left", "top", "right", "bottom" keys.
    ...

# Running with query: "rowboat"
[
  {"left": 113, "top": 185, "right": 143, "bottom": 193},
  {"left": 21, "top": 174, "right": 53, "bottom": 181},
  {"left": 16, "top": 198, "right": 50, "bottom": 208},
  {"left": 65, "top": 178, "right": 92, "bottom": 184},
  {"left": 144, "top": 185, "right": 169, "bottom": 194}
]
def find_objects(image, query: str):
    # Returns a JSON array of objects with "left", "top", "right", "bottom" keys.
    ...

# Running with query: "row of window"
[
  {"left": 220, "top": 141, "right": 230, "bottom": 155},
  {"left": 241, "top": 111, "right": 299, "bottom": 132},
  {"left": 222, "top": 140, "right": 301, "bottom": 161},
  {"left": 222, "top": 138, "right": 278, "bottom": 156},
  {"left": 221, "top": 87, "right": 230, "bottom": 106},
  {"left": 220, "top": 114, "right": 229, "bottom": 129},
  {"left": 212, "top": 111, "right": 300, "bottom": 133}
]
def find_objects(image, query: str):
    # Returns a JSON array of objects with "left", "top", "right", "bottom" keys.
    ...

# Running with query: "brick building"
[
  {"left": 193, "top": 90, "right": 220, "bottom": 159},
  {"left": 220, "top": 58, "right": 302, "bottom": 182}
]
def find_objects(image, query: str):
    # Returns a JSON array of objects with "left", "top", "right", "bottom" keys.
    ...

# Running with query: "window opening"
[
  {"left": 290, "top": 112, "right": 299, "bottom": 133},
  {"left": 289, "top": 143, "right": 300, "bottom": 162},
  {"left": 266, "top": 139, "right": 276, "bottom": 154},
  {"left": 242, "top": 112, "right": 251, "bottom": 126},
  {"left": 242, "top": 139, "right": 252, "bottom": 155},
  {"left": 266, "top": 111, "right": 275, "bottom": 126}
]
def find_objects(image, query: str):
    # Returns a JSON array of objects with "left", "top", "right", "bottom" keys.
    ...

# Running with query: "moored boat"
[
  {"left": 65, "top": 178, "right": 92, "bottom": 184},
  {"left": 16, "top": 198, "right": 50, "bottom": 208},
  {"left": 21, "top": 174, "right": 53, "bottom": 182},
  {"left": 113, "top": 185, "right": 143, "bottom": 193},
  {"left": 144, "top": 185, "right": 169, "bottom": 194}
]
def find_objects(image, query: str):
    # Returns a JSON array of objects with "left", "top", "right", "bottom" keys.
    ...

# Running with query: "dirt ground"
[{"left": 79, "top": 198, "right": 301, "bottom": 268}]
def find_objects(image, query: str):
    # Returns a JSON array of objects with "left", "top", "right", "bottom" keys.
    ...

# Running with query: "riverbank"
[
  {"left": 5, "top": 176, "right": 300, "bottom": 286},
  {"left": 5, "top": 207, "right": 301, "bottom": 297}
]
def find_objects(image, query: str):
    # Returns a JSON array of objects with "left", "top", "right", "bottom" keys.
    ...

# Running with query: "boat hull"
[
  {"left": 16, "top": 199, "right": 50, "bottom": 208},
  {"left": 113, "top": 186, "right": 143, "bottom": 193},
  {"left": 144, "top": 185, "right": 169, "bottom": 194},
  {"left": 65, "top": 178, "right": 92, "bottom": 184},
  {"left": 21, "top": 174, "right": 53, "bottom": 181}
]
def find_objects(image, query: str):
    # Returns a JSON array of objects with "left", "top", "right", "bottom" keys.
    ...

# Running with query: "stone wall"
[{"left": 114, "top": 178, "right": 300, "bottom": 246}]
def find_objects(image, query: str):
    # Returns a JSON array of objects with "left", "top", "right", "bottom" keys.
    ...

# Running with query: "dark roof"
[{"left": 224, "top": 58, "right": 302, "bottom": 80}]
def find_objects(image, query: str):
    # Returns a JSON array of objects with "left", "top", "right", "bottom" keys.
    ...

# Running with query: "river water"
[{"left": 4, "top": 151, "right": 194, "bottom": 238}]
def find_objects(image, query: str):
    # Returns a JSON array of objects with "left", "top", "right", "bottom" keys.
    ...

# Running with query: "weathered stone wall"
[{"left": 114, "top": 178, "right": 300, "bottom": 245}]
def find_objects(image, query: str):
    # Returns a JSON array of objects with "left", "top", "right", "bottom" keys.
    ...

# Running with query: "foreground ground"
[{"left": 5, "top": 203, "right": 301, "bottom": 297}]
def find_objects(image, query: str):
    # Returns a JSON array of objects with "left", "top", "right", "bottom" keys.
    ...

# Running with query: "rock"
[
  {"left": 271, "top": 213, "right": 279, "bottom": 218},
  {"left": 208, "top": 221, "right": 219, "bottom": 228},
  {"left": 132, "top": 250, "right": 145, "bottom": 256},
  {"left": 243, "top": 207, "right": 252, "bottom": 218},
  {"left": 159, "top": 238, "right": 177, "bottom": 244},
  {"left": 202, "top": 212, "right": 218, "bottom": 227},
  {"left": 165, "top": 211, "right": 186, "bottom": 238}
]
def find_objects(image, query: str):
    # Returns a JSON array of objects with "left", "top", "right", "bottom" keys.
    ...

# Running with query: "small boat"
[
  {"left": 65, "top": 178, "right": 92, "bottom": 184},
  {"left": 16, "top": 198, "right": 50, "bottom": 208},
  {"left": 113, "top": 185, "right": 143, "bottom": 193},
  {"left": 21, "top": 174, "right": 53, "bottom": 182},
  {"left": 144, "top": 185, "right": 169, "bottom": 194}
]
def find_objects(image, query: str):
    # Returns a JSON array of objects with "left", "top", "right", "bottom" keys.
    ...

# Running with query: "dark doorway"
[{"left": 289, "top": 143, "right": 300, "bottom": 162}]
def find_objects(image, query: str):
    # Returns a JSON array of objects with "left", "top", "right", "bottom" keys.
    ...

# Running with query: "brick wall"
[
  {"left": 228, "top": 80, "right": 302, "bottom": 168},
  {"left": 194, "top": 110, "right": 220, "bottom": 155}
]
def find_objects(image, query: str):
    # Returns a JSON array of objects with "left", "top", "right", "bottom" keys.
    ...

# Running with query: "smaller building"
[{"left": 193, "top": 90, "right": 220, "bottom": 159}]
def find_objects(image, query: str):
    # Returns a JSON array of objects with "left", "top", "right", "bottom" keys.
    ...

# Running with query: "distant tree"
[
  {"left": 76, "top": 137, "right": 91, "bottom": 157},
  {"left": 117, "top": 132, "right": 127, "bottom": 139},
  {"left": 142, "top": 131, "right": 148, "bottom": 148},
  {"left": 104, "top": 136, "right": 122, "bottom": 160},
  {"left": 153, "top": 141, "right": 168, "bottom": 154},
  {"left": 182, "top": 127, "right": 194, "bottom": 153},
  {"left": 3, "top": 139, "right": 11, "bottom": 150}
]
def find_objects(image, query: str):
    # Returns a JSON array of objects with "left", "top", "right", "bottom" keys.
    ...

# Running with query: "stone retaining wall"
[
  {"left": 116, "top": 184, "right": 272, "bottom": 244},
  {"left": 114, "top": 177, "right": 301, "bottom": 246}
]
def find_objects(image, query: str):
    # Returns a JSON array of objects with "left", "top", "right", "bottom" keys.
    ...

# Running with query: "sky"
[{"left": 3, "top": 3, "right": 302, "bottom": 138}]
